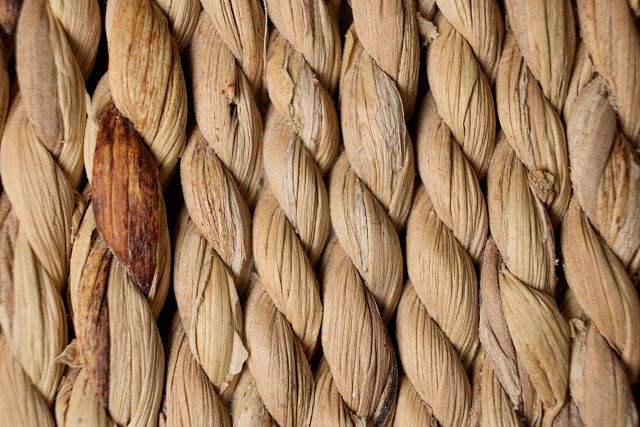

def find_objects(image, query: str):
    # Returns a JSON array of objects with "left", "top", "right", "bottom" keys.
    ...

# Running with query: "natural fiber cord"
[
  {"left": 0, "top": 0, "right": 99, "bottom": 424},
  {"left": 243, "top": 0, "right": 340, "bottom": 424},
  {"left": 478, "top": 0, "right": 575, "bottom": 425},
  {"left": 0, "top": 1, "right": 639, "bottom": 426},
  {"left": 316, "top": 0, "right": 418, "bottom": 424},
  {"left": 65, "top": 0, "right": 190, "bottom": 424},
  {"left": 560, "top": 0, "right": 640, "bottom": 424},
  {"left": 398, "top": 0, "right": 502, "bottom": 424},
  {"left": 165, "top": 0, "right": 263, "bottom": 424}
]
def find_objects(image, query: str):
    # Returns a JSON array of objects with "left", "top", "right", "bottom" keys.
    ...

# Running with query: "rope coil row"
[
  {"left": 0, "top": 0, "right": 99, "bottom": 424},
  {"left": 477, "top": 0, "right": 575, "bottom": 425},
  {"left": 65, "top": 0, "right": 191, "bottom": 424},
  {"left": 165, "top": 0, "right": 263, "bottom": 424},
  {"left": 244, "top": 0, "right": 341, "bottom": 424},
  {"left": 397, "top": 0, "right": 503, "bottom": 424},
  {"left": 316, "top": 0, "right": 418, "bottom": 424},
  {"left": 560, "top": 0, "right": 640, "bottom": 424}
]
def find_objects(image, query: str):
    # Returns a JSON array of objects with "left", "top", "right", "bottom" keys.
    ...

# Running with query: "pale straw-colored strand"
[
  {"left": 559, "top": 0, "right": 640, "bottom": 424},
  {"left": 478, "top": 0, "right": 575, "bottom": 425},
  {"left": 165, "top": 0, "right": 264, "bottom": 424},
  {"left": 574, "top": 0, "right": 640, "bottom": 153},
  {"left": 244, "top": 0, "right": 341, "bottom": 424},
  {"left": 397, "top": 0, "right": 503, "bottom": 424},
  {"left": 0, "top": 0, "right": 99, "bottom": 424},
  {"left": 314, "top": 0, "right": 418, "bottom": 424},
  {"left": 162, "top": 316, "right": 231, "bottom": 426}
]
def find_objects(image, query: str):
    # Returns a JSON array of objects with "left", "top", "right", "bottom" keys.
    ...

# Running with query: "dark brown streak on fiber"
[
  {"left": 373, "top": 351, "right": 398, "bottom": 426},
  {"left": 93, "top": 104, "right": 160, "bottom": 296},
  {"left": 94, "top": 245, "right": 111, "bottom": 406},
  {"left": 78, "top": 238, "right": 112, "bottom": 406},
  {"left": 0, "top": 194, "right": 17, "bottom": 328}
]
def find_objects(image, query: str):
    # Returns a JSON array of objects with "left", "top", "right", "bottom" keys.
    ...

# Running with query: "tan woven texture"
[
  {"left": 398, "top": 0, "right": 502, "bottom": 425},
  {"left": 314, "top": 0, "right": 418, "bottom": 424},
  {"left": 1, "top": 1, "right": 640, "bottom": 426},
  {"left": 244, "top": 0, "right": 340, "bottom": 424},
  {"left": 0, "top": 0, "right": 99, "bottom": 424},
  {"left": 165, "top": 0, "right": 263, "bottom": 424},
  {"left": 61, "top": 0, "right": 192, "bottom": 425},
  {"left": 477, "top": 0, "right": 576, "bottom": 425},
  {"left": 560, "top": 0, "right": 640, "bottom": 425}
]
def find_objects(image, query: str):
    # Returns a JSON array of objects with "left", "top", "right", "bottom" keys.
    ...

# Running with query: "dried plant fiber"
[{"left": 0, "top": 0, "right": 637, "bottom": 426}]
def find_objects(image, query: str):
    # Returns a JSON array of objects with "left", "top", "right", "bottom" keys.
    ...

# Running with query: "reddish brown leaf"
[{"left": 92, "top": 105, "right": 161, "bottom": 294}]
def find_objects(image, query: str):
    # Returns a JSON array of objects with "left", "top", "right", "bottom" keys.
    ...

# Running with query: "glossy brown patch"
[{"left": 92, "top": 105, "right": 160, "bottom": 295}]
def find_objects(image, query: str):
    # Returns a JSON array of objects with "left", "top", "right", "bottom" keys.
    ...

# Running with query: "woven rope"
[
  {"left": 477, "top": 0, "right": 575, "bottom": 425},
  {"left": 1, "top": 2, "right": 632, "bottom": 425},
  {"left": 56, "top": 74, "right": 116, "bottom": 427},
  {"left": 0, "top": 0, "right": 99, "bottom": 424},
  {"left": 396, "top": 1, "right": 502, "bottom": 424},
  {"left": 559, "top": 0, "right": 640, "bottom": 424},
  {"left": 165, "top": 0, "right": 263, "bottom": 424},
  {"left": 313, "top": 0, "right": 418, "bottom": 424},
  {"left": 66, "top": 0, "right": 191, "bottom": 424},
  {"left": 244, "top": 0, "right": 341, "bottom": 424}
]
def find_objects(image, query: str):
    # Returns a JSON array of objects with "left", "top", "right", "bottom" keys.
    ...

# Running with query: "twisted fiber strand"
[
  {"left": 396, "top": 1, "right": 502, "bottom": 425},
  {"left": 478, "top": 0, "right": 575, "bottom": 424},
  {"left": 49, "top": 0, "right": 101, "bottom": 79},
  {"left": 559, "top": 0, "right": 640, "bottom": 423},
  {"left": 313, "top": 0, "right": 418, "bottom": 424},
  {"left": 162, "top": 316, "right": 232, "bottom": 426},
  {"left": 562, "top": 81, "right": 640, "bottom": 427},
  {"left": 67, "top": 0, "right": 191, "bottom": 424},
  {"left": 56, "top": 74, "right": 113, "bottom": 427},
  {"left": 0, "top": 0, "right": 101, "bottom": 74},
  {"left": 55, "top": 354, "right": 115, "bottom": 426},
  {"left": 166, "top": 0, "right": 264, "bottom": 423},
  {"left": 58, "top": 2, "right": 199, "bottom": 420},
  {"left": 244, "top": 0, "right": 341, "bottom": 424},
  {"left": 0, "top": 0, "right": 99, "bottom": 424},
  {"left": 575, "top": 0, "right": 640, "bottom": 152}
]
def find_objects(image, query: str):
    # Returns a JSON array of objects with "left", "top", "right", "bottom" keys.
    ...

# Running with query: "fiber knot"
[{"left": 529, "top": 168, "right": 555, "bottom": 206}]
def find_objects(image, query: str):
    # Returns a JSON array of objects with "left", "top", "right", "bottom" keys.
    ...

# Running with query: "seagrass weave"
[{"left": 0, "top": 0, "right": 637, "bottom": 426}]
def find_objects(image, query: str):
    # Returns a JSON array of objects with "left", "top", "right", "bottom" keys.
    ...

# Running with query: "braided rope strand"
[
  {"left": 396, "top": 1, "right": 502, "bottom": 424},
  {"left": 0, "top": 0, "right": 100, "bottom": 424},
  {"left": 165, "top": 0, "right": 263, "bottom": 423},
  {"left": 244, "top": 0, "right": 341, "bottom": 424},
  {"left": 68, "top": 0, "right": 191, "bottom": 424},
  {"left": 479, "top": 0, "right": 575, "bottom": 424},
  {"left": 315, "top": 0, "right": 418, "bottom": 424},
  {"left": 560, "top": 1, "right": 640, "bottom": 423}
]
